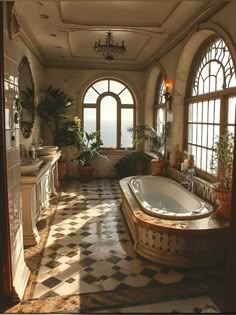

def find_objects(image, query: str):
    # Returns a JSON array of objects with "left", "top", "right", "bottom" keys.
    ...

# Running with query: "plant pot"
[
  {"left": 58, "top": 161, "right": 67, "bottom": 179},
  {"left": 151, "top": 159, "right": 166, "bottom": 176},
  {"left": 214, "top": 188, "right": 232, "bottom": 219},
  {"left": 78, "top": 165, "right": 94, "bottom": 181}
]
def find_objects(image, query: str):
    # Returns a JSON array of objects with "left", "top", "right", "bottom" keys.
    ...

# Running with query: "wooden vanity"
[{"left": 21, "top": 152, "right": 61, "bottom": 246}]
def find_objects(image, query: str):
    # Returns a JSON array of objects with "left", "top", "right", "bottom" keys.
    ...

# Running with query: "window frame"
[
  {"left": 82, "top": 78, "right": 136, "bottom": 150},
  {"left": 185, "top": 36, "right": 236, "bottom": 180},
  {"left": 153, "top": 75, "right": 166, "bottom": 135}
]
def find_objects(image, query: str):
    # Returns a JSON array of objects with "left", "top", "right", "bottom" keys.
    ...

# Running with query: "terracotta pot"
[
  {"left": 78, "top": 165, "right": 94, "bottom": 181},
  {"left": 214, "top": 188, "right": 232, "bottom": 219},
  {"left": 58, "top": 161, "right": 67, "bottom": 179},
  {"left": 151, "top": 159, "right": 166, "bottom": 176}
]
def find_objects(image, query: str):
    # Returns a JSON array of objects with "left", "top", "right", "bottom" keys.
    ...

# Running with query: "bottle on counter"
[{"left": 28, "top": 145, "right": 36, "bottom": 159}]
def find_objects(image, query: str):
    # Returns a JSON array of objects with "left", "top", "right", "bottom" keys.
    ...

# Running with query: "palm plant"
[
  {"left": 128, "top": 123, "right": 171, "bottom": 159},
  {"left": 37, "top": 85, "right": 74, "bottom": 146}
]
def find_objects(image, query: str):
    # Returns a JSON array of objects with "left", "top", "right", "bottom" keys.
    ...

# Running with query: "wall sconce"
[{"left": 164, "top": 79, "right": 173, "bottom": 110}]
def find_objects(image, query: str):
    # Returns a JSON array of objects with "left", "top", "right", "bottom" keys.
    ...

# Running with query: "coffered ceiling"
[{"left": 14, "top": 0, "right": 230, "bottom": 70}]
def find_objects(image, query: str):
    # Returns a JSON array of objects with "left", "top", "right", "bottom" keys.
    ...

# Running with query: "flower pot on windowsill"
[{"left": 214, "top": 187, "right": 232, "bottom": 219}]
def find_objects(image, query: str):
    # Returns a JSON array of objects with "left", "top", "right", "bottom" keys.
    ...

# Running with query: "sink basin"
[
  {"left": 36, "top": 146, "right": 59, "bottom": 156},
  {"left": 21, "top": 159, "right": 44, "bottom": 175}
]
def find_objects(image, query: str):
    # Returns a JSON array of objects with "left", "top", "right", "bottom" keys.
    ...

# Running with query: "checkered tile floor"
[{"left": 27, "top": 179, "right": 174, "bottom": 300}]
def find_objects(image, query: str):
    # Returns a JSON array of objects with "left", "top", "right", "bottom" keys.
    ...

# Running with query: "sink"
[
  {"left": 21, "top": 159, "right": 44, "bottom": 175},
  {"left": 36, "top": 146, "right": 59, "bottom": 156}
]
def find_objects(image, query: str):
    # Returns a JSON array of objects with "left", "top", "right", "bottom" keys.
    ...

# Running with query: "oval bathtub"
[
  {"left": 128, "top": 176, "right": 213, "bottom": 220},
  {"left": 120, "top": 175, "right": 229, "bottom": 268}
]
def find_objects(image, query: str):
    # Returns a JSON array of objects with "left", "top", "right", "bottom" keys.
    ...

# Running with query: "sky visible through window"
[{"left": 83, "top": 79, "right": 135, "bottom": 148}]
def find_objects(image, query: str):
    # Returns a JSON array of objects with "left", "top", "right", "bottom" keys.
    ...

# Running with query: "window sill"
[
  {"left": 145, "top": 151, "right": 159, "bottom": 159},
  {"left": 100, "top": 149, "right": 136, "bottom": 155},
  {"left": 169, "top": 166, "right": 220, "bottom": 188}
]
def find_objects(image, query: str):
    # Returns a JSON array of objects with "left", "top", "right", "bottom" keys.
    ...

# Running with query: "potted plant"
[
  {"left": 128, "top": 123, "right": 170, "bottom": 176},
  {"left": 211, "top": 129, "right": 234, "bottom": 219},
  {"left": 37, "top": 85, "right": 74, "bottom": 146},
  {"left": 56, "top": 116, "right": 82, "bottom": 179},
  {"left": 72, "top": 130, "right": 108, "bottom": 181},
  {"left": 37, "top": 86, "right": 74, "bottom": 179},
  {"left": 114, "top": 152, "right": 152, "bottom": 179}
]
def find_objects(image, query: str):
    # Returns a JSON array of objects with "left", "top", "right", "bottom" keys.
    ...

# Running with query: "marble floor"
[{"left": 4, "top": 179, "right": 223, "bottom": 313}]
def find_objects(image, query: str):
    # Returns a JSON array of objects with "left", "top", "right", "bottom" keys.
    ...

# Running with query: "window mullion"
[{"left": 117, "top": 102, "right": 121, "bottom": 149}]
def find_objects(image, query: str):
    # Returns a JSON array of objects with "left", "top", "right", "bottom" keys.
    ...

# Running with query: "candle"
[
  {"left": 184, "top": 159, "right": 188, "bottom": 170},
  {"left": 181, "top": 162, "right": 185, "bottom": 171}
]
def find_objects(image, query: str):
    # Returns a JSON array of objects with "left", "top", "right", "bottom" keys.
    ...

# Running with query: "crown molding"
[
  {"left": 144, "top": 0, "right": 231, "bottom": 68},
  {"left": 14, "top": 5, "right": 46, "bottom": 67}
]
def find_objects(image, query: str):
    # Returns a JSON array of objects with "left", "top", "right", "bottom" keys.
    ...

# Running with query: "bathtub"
[
  {"left": 120, "top": 175, "right": 229, "bottom": 268},
  {"left": 128, "top": 176, "right": 213, "bottom": 220}
]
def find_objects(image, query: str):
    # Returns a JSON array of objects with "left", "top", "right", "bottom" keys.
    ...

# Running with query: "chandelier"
[{"left": 94, "top": 31, "right": 126, "bottom": 60}]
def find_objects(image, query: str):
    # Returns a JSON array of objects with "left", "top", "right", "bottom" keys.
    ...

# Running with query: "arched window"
[
  {"left": 187, "top": 37, "right": 236, "bottom": 174},
  {"left": 83, "top": 79, "right": 135, "bottom": 149},
  {"left": 154, "top": 76, "right": 166, "bottom": 136}
]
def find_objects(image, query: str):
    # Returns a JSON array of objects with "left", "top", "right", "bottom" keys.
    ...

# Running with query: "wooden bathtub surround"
[{"left": 120, "top": 177, "right": 229, "bottom": 268}]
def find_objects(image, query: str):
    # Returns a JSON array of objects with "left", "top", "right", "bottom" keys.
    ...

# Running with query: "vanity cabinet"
[{"left": 21, "top": 152, "right": 61, "bottom": 246}]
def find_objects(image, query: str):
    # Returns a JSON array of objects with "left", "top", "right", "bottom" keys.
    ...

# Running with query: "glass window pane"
[
  {"left": 192, "top": 103, "right": 197, "bottom": 122},
  {"left": 119, "top": 88, "right": 134, "bottom": 104},
  {"left": 208, "top": 125, "right": 214, "bottom": 148},
  {"left": 209, "top": 75, "right": 216, "bottom": 92},
  {"left": 188, "top": 103, "right": 193, "bottom": 122},
  {"left": 208, "top": 100, "right": 214, "bottom": 123},
  {"left": 202, "top": 124, "right": 207, "bottom": 147},
  {"left": 100, "top": 96, "right": 117, "bottom": 148},
  {"left": 84, "top": 87, "right": 99, "bottom": 103},
  {"left": 201, "top": 148, "right": 207, "bottom": 171},
  {"left": 196, "top": 147, "right": 201, "bottom": 169},
  {"left": 197, "top": 124, "right": 202, "bottom": 145},
  {"left": 110, "top": 80, "right": 125, "bottom": 94},
  {"left": 214, "top": 125, "right": 220, "bottom": 143},
  {"left": 207, "top": 149, "right": 214, "bottom": 174},
  {"left": 93, "top": 80, "right": 108, "bottom": 94},
  {"left": 192, "top": 124, "right": 197, "bottom": 145},
  {"left": 214, "top": 99, "right": 220, "bottom": 123},
  {"left": 121, "top": 109, "right": 134, "bottom": 148},
  {"left": 192, "top": 145, "right": 197, "bottom": 160},
  {"left": 197, "top": 102, "right": 202, "bottom": 122},
  {"left": 228, "top": 97, "right": 236, "bottom": 124},
  {"left": 83, "top": 108, "right": 96, "bottom": 134},
  {"left": 202, "top": 101, "right": 208, "bottom": 123},
  {"left": 188, "top": 124, "right": 192, "bottom": 143}
]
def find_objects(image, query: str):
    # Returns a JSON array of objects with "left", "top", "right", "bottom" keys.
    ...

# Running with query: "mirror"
[{"left": 18, "top": 56, "right": 35, "bottom": 138}]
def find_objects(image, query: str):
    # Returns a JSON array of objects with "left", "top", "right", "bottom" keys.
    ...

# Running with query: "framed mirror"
[{"left": 18, "top": 56, "right": 35, "bottom": 138}]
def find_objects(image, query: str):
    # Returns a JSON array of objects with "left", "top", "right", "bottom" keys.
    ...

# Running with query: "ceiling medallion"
[{"left": 94, "top": 31, "right": 126, "bottom": 60}]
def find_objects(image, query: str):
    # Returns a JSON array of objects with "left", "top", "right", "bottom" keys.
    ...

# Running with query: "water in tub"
[{"left": 145, "top": 193, "right": 189, "bottom": 213}]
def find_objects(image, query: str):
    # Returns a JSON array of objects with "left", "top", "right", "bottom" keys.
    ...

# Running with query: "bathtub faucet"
[{"left": 181, "top": 168, "right": 195, "bottom": 192}]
